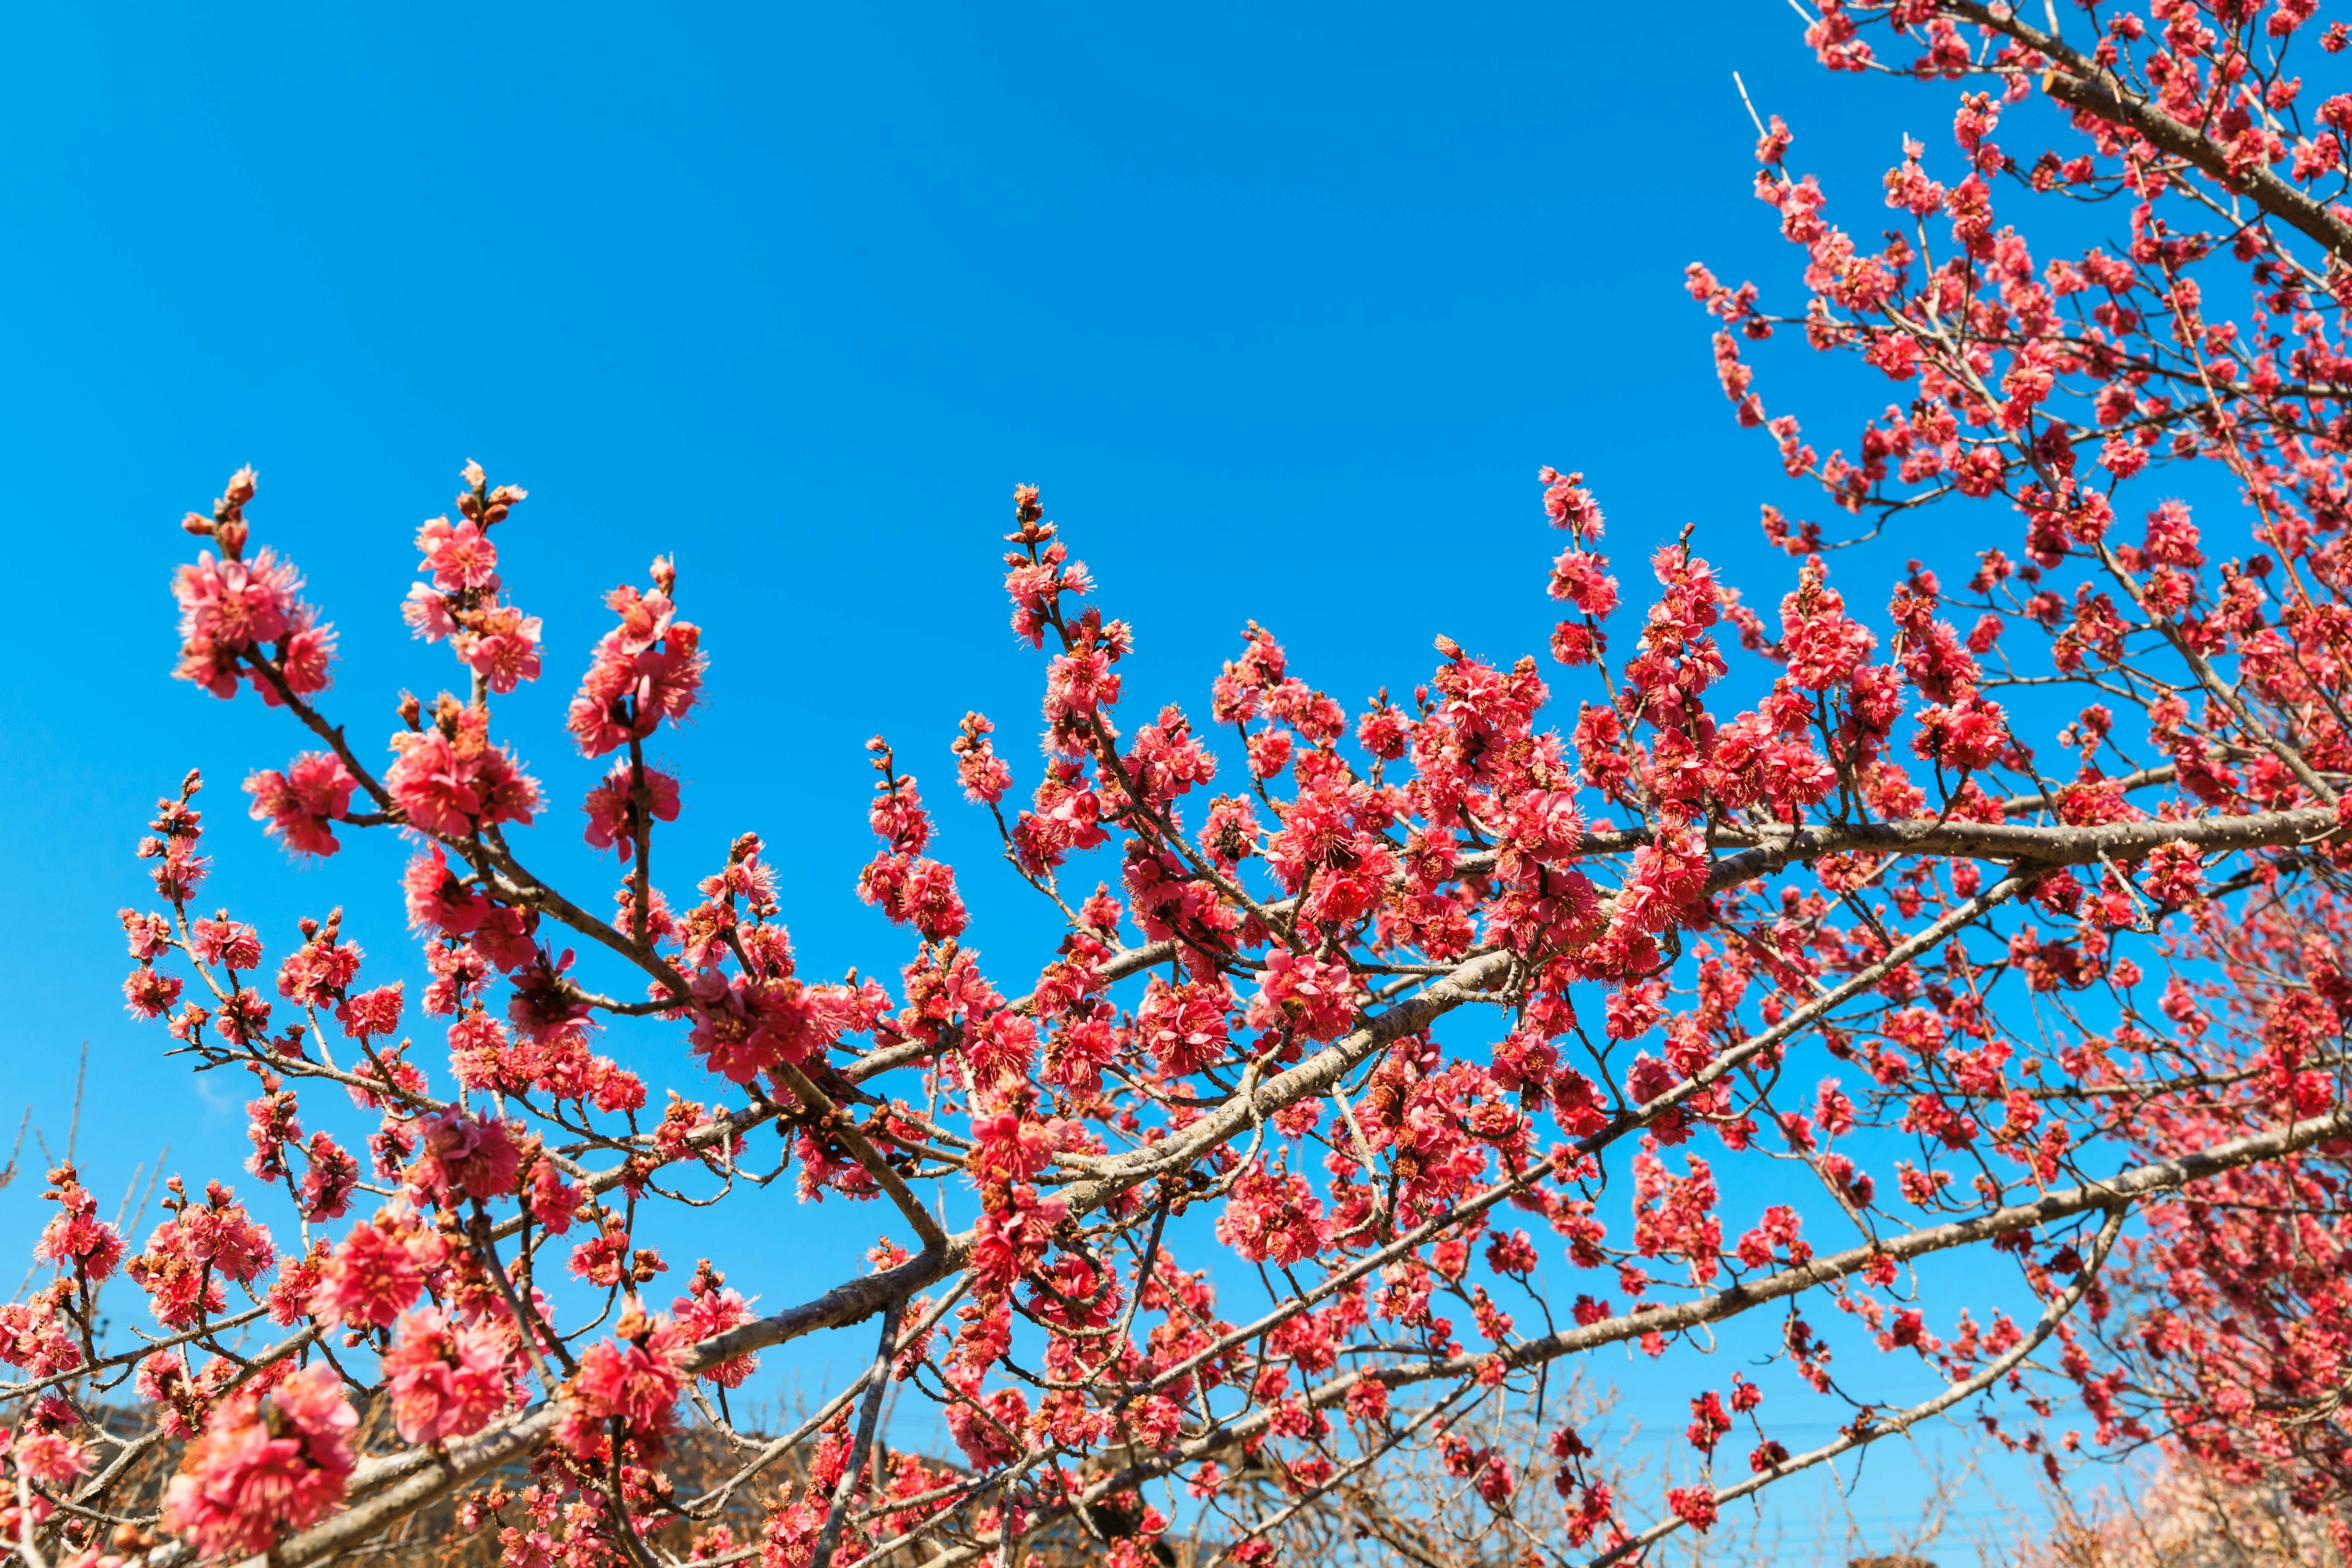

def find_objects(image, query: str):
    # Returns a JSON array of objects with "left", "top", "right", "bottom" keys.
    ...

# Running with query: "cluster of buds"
[{"left": 181, "top": 466, "right": 258, "bottom": 559}]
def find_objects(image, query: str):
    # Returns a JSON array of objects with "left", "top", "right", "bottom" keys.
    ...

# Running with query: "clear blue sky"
[{"left": 0, "top": 3, "right": 2054, "bottom": 1555}]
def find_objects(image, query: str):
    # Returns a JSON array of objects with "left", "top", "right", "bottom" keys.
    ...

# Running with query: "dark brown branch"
[{"left": 1944, "top": 0, "right": 2352, "bottom": 263}]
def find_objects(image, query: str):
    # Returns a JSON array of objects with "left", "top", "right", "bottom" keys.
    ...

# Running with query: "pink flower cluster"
[
  {"left": 565, "top": 567, "right": 704, "bottom": 758},
  {"left": 673, "top": 1261, "right": 760, "bottom": 1389},
  {"left": 858, "top": 749, "right": 971, "bottom": 943},
  {"left": 1247, "top": 949, "right": 1359, "bottom": 1042},
  {"left": 244, "top": 752, "right": 358, "bottom": 858},
  {"left": 401, "top": 466, "right": 544, "bottom": 695},
  {"left": 32, "top": 1166, "right": 124, "bottom": 1285},
  {"left": 386, "top": 697, "right": 542, "bottom": 839},
  {"left": 170, "top": 470, "right": 337, "bottom": 705},
  {"left": 309, "top": 1202, "right": 447, "bottom": 1329},
  {"left": 405, "top": 1110, "right": 526, "bottom": 1209},
  {"left": 557, "top": 1305, "right": 685, "bottom": 1459},
  {"left": 162, "top": 1362, "right": 356, "bottom": 1556},
  {"left": 383, "top": 1306, "right": 511, "bottom": 1444},
  {"left": 126, "top": 1180, "right": 274, "bottom": 1329},
  {"left": 581, "top": 759, "right": 682, "bottom": 860}
]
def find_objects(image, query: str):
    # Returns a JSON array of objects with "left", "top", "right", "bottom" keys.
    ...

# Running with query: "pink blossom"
[
  {"left": 402, "top": 581, "right": 459, "bottom": 642},
  {"left": 383, "top": 1307, "right": 510, "bottom": 1444},
  {"left": 2143, "top": 840, "right": 2205, "bottom": 907},
  {"left": 406, "top": 1111, "right": 524, "bottom": 1208},
  {"left": 416, "top": 516, "right": 500, "bottom": 593},
  {"left": 336, "top": 981, "right": 404, "bottom": 1041},
  {"left": 127, "top": 1183, "right": 273, "bottom": 1329},
  {"left": 1136, "top": 979, "right": 1234, "bottom": 1078},
  {"left": 162, "top": 1362, "right": 356, "bottom": 1556},
  {"left": 403, "top": 846, "right": 488, "bottom": 935},
  {"left": 187, "top": 916, "right": 263, "bottom": 971},
  {"left": 1539, "top": 467, "right": 1605, "bottom": 540},
  {"left": 296, "top": 1135, "right": 360, "bottom": 1223},
  {"left": 952, "top": 712, "right": 1013, "bottom": 803},
  {"left": 558, "top": 1308, "right": 685, "bottom": 1457},
  {"left": 2143, "top": 499, "right": 2204, "bottom": 567},
  {"left": 685, "top": 971, "right": 840, "bottom": 1085},
  {"left": 565, "top": 582, "right": 705, "bottom": 758},
  {"left": 0, "top": 1291, "right": 82, "bottom": 1379},
  {"left": 1666, "top": 1485, "right": 1719, "bottom": 1533},
  {"left": 385, "top": 706, "right": 541, "bottom": 837},
  {"left": 1217, "top": 1163, "right": 1332, "bottom": 1267},
  {"left": 172, "top": 548, "right": 300, "bottom": 654},
  {"left": 12, "top": 1430, "right": 89, "bottom": 1485},
  {"left": 34, "top": 1169, "right": 125, "bottom": 1283},
  {"left": 858, "top": 852, "right": 969, "bottom": 941},
  {"left": 460, "top": 601, "right": 545, "bottom": 694},
  {"left": 969, "top": 1184, "right": 1066, "bottom": 1292},
  {"left": 581, "top": 761, "right": 682, "bottom": 859},
  {"left": 945, "top": 1384, "right": 1030, "bottom": 1471},
  {"left": 276, "top": 924, "right": 361, "bottom": 1007},
  {"left": 309, "top": 1205, "right": 445, "bottom": 1329},
  {"left": 1250, "top": 949, "right": 1357, "bottom": 1041},
  {"left": 244, "top": 753, "right": 358, "bottom": 858},
  {"left": 673, "top": 1265, "right": 760, "bottom": 1389}
]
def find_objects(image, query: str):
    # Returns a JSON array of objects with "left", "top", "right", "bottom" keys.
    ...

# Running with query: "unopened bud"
[
  {"left": 396, "top": 691, "right": 423, "bottom": 732},
  {"left": 1433, "top": 634, "right": 1463, "bottom": 661},
  {"left": 181, "top": 510, "right": 216, "bottom": 537},
  {"left": 650, "top": 554, "right": 676, "bottom": 596},
  {"left": 212, "top": 514, "right": 249, "bottom": 560}
]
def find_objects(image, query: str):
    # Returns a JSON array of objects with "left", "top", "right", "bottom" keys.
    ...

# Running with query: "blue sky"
[{"left": 0, "top": 1, "right": 2084, "bottom": 1555}]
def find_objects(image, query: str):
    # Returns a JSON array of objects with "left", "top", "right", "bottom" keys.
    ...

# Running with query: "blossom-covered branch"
[{"left": 18, "top": 5, "right": 2352, "bottom": 1563}]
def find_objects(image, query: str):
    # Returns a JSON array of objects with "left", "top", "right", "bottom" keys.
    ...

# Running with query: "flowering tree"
[
  {"left": 2019, "top": 1448, "right": 2348, "bottom": 1568},
  {"left": 13, "top": 1, "right": 2352, "bottom": 1564}
]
